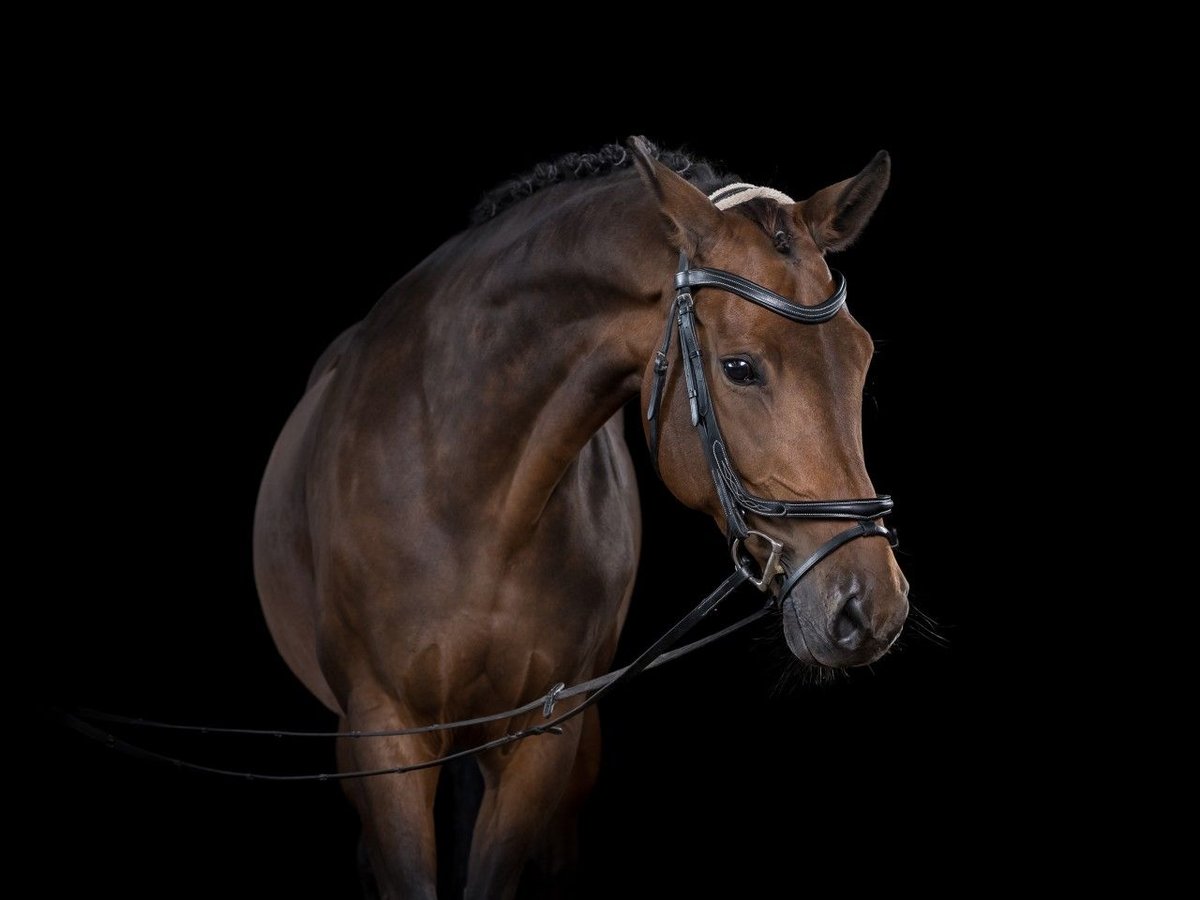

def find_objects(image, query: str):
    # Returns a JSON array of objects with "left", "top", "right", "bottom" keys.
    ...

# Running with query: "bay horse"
[{"left": 253, "top": 137, "right": 908, "bottom": 898}]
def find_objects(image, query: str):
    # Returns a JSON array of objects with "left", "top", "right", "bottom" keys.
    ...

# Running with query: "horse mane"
[{"left": 470, "top": 139, "right": 741, "bottom": 225}]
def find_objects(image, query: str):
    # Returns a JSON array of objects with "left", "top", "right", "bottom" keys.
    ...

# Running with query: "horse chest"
[{"left": 312, "top": 414, "right": 640, "bottom": 713}]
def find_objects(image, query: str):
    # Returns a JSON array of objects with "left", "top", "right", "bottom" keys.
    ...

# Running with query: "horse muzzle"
[{"left": 780, "top": 571, "right": 909, "bottom": 668}]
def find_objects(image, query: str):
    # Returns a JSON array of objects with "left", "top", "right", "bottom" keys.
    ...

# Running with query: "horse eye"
[{"left": 721, "top": 357, "right": 759, "bottom": 385}]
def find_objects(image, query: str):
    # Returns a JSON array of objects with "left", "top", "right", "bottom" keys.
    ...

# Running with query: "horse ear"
[
  {"left": 796, "top": 150, "right": 891, "bottom": 253},
  {"left": 627, "top": 135, "right": 721, "bottom": 255}
]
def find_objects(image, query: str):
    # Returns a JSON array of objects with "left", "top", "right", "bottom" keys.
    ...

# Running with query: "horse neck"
[{"left": 371, "top": 174, "right": 671, "bottom": 534}]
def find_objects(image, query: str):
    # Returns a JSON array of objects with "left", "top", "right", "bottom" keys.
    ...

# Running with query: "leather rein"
[{"left": 56, "top": 254, "right": 896, "bottom": 781}]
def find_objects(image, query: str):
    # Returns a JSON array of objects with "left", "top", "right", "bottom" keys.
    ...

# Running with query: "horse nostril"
[{"left": 832, "top": 593, "right": 871, "bottom": 649}]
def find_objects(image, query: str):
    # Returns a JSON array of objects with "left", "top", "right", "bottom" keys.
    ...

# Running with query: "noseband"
[{"left": 646, "top": 253, "right": 896, "bottom": 599}]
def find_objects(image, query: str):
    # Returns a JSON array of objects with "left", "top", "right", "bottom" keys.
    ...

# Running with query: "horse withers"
[{"left": 253, "top": 136, "right": 907, "bottom": 898}]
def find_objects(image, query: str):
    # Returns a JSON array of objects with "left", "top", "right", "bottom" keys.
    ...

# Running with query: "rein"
[
  {"left": 57, "top": 252, "right": 897, "bottom": 781},
  {"left": 56, "top": 574, "right": 762, "bottom": 781}
]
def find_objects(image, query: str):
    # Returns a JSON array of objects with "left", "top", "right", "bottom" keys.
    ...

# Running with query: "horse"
[{"left": 252, "top": 136, "right": 909, "bottom": 898}]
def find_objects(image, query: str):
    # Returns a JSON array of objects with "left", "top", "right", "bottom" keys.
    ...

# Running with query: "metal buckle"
[{"left": 731, "top": 530, "right": 785, "bottom": 592}]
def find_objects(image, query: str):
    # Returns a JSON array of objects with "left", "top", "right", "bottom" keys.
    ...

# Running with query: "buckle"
[{"left": 731, "top": 530, "right": 785, "bottom": 592}]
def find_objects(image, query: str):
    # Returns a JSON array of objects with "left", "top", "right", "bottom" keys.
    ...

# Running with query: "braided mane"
[{"left": 471, "top": 139, "right": 740, "bottom": 225}]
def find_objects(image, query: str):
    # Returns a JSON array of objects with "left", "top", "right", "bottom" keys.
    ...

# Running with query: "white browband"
[{"left": 707, "top": 182, "right": 796, "bottom": 209}]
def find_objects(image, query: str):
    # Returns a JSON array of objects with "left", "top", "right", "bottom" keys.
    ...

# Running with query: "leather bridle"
[
  {"left": 646, "top": 253, "right": 896, "bottom": 599},
  {"left": 54, "top": 255, "right": 901, "bottom": 781}
]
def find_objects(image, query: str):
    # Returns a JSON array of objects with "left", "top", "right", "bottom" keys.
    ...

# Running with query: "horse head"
[{"left": 631, "top": 138, "right": 908, "bottom": 668}]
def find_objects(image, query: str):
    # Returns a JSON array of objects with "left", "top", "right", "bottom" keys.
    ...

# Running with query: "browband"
[{"left": 674, "top": 266, "right": 847, "bottom": 324}]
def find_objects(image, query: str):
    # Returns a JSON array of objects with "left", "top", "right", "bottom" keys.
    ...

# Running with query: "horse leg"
[
  {"left": 524, "top": 705, "right": 602, "bottom": 897},
  {"left": 355, "top": 837, "right": 380, "bottom": 900},
  {"left": 337, "top": 732, "right": 384, "bottom": 900},
  {"left": 436, "top": 757, "right": 485, "bottom": 898},
  {"left": 337, "top": 708, "right": 442, "bottom": 900},
  {"left": 464, "top": 717, "right": 586, "bottom": 900}
]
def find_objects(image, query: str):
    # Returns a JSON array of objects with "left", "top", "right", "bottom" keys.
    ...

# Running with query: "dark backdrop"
[{"left": 25, "top": 85, "right": 1015, "bottom": 896}]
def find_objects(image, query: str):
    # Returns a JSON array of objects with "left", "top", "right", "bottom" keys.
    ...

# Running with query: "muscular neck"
[{"left": 370, "top": 173, "right": 673, "bottom": 538}]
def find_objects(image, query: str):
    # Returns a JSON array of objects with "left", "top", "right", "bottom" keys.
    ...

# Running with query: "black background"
[{"left": 22, "top": 63, "right": 1027, "bottom": 897}]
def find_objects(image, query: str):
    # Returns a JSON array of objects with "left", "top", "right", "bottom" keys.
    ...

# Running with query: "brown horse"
[{"left": 253, "top": 137, "right": 908, "bottom": 898}]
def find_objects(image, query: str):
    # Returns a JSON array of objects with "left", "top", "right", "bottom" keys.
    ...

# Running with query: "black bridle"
[
  {"left": 647, "top": 253, "right": 895, "bottom": 598},
  {"left": 54, "top": 254, "right": 898, "bottom": 781}
]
